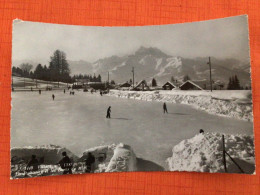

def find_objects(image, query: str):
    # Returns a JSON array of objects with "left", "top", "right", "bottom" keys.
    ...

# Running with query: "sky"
[{"left": 12, "top": 15, "right": 250, "bottom": 65}]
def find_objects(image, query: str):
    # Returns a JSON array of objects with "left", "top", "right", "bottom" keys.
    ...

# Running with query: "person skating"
[
  {"left": 163, "top": 102, "right": 168, "bottom": 114},
  {"left": 58, "top": 151, "right": 73, "bottom": 174},
  {"left": 85, "top": 152, "right": 95, "bottom": 173},
  {"left": 106, "top": 106, "right": 111, "bottom": 118},
  {"left": 64, "top": 89, "right": 66, "bottom": 94},
  {"left": 26, "top": 155, "right": 39, "bottom": 172},
  {"left": 39, "top": 89, "right": 41, "bottom": 94},
  {"left": 52, "top": 94, "right": 55, "bottom": 100}
]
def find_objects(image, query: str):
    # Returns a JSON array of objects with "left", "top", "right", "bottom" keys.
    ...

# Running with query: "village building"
[
  {"left": 133, "top": 80, "right": 150, "bottom": 91},
  {"left": 119, "top": 82, "right": 132, "bottom": 88},
  {"left": 162, "top": 81, "right": 178, "bottom": 90}
]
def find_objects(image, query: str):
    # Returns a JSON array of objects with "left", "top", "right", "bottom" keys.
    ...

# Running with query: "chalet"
[
  {"left": 179, "top": 80, "right": 206, "bottom": 90},
  {"left": 162, "top": 81, "right": 177, "bottom": 90},
  {"left": 87, "top": 82, "right": 106, "bottom": 90},
  {"left": 119, "top": 82, "right": 132, "bottom": 88},
  {"left": 133, "top": 80, "right": 150, "bottom": 91}
]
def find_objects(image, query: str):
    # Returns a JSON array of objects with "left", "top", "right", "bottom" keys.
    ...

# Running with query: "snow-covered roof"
[
  {"left": 162, "top": 81, "right": 178, "bottom": 88},
  {"left": 134, "top": 80, "right": 149, "bottom": 89},
  {"left": 119, "top": 82, "right": 131, "bottom": 87},
  {"left": 180, "top": 80, "right": 205, "bottom": 90}
]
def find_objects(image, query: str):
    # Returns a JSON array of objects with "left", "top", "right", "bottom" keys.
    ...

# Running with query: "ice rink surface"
[{"left": 11, "top": 91, "right": 253, "bottom": 169}]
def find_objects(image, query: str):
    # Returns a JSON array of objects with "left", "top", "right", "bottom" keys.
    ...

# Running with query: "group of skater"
[
  {"left": 105, "top": 103, "right": 168, "bottom": 119},
  {"left": 25, "top": 151, "right": 96, "bottom": 176}
]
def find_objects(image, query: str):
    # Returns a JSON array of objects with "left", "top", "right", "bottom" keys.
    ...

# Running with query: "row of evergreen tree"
[
  {"left": 12, "top": 50, "right": 103, "bottom": 84},
  {"left": 72, "top": 74, "right": 102, "bottom": 82},
  {"left": 12, "top": 50, "right": 73, "bottom": 83},
  {"left": 227, "top": 75, "right": 241, "bottom": 90}
]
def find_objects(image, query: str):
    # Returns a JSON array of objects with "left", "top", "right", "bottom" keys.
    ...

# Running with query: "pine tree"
[
  {"left": 34, "top": 64, "right": 44, "bottom": 80},
  {"left": 234, "top": 75, "right": 240, "bottom": 90},
  {"left": 97, "top": 74, "right": 102, "bottom": 82},
  {"left": 170, "top": 76, "right": 175, "bottom": 83},
  {"left": 49, "top": 50, "right": 70, "bottom": 84},
  {"left": 183, "top": 75, "right": 190, "bottom": 82},
  {"left": 227, "top": 77, "right": 232, "bottom": 90},
  {"left": 152, "top": 78, "right": 157, "bottom": 87}
]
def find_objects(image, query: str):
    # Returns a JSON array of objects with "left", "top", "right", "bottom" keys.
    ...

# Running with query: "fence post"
[{"left": 222, "top": 134, "right": 227, "bottom": 172}]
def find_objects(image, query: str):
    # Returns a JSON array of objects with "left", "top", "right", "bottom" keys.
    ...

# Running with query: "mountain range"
[{"left": 13, "top": 46, "right": 251, "bottom": 87}]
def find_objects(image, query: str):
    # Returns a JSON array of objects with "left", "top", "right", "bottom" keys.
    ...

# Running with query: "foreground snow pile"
[
  {"left": 11, "top": 143, "right": 138, "bottom": 178},
  {"left": 108, "top": 90, "right": 253, "bottom": 121},
  {"left": 11, "top": 144, "right": 79, "bottom": 164},
  {"left": 106, "top": 143, "right": 137, "bottom": 172},
  {"left": 80, "top": 143, "right": 137, "bottom": 173},
  {"left": 79, "top": 144, "right": 116, "bottom": 173},
  {"left": 166, "top": 133, "right": 255, "bottom": 174}
]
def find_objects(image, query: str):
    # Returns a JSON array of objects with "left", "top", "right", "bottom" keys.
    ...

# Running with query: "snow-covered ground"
[
  {"left": 12, "top": 76, "right": 70, "bottom": 89},
  {"left": 11, "top": 143, "right": 139, "bottom": 178},
  {"left": 167, "top": 133, "right": 255, "bottom": 174},
  {"left": 11, "top": 90, "right": 254, "bottom": 177},
  {"left": 108, "top": 90, "right": 253, "bottom": 121}
]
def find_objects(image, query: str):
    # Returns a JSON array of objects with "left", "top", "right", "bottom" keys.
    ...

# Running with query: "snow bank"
[
  {"left": 108, "top": 90, "right": 253, "bottom": 121},
  {"left": 166, "top": 133, "right": 255, "bottom": 174},
  {"left": 11, "top": 144, "right": 79, "bottom": 164},
  {"left": 11, "top": 143, "right": 138, "bottom": 178},
  {"left": 80, "top": 143, "right": 138, "bottom": 173},
  {"left": 79, "top": 144, "right": 116, "bottom": 173},
  {"left": 105, "top": 143, "right": 137, "bottom": 172}
]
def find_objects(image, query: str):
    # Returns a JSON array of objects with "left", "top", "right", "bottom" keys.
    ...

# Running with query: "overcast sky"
[{"left": 12, "top": 15, "right": 250, "bottom": 65}]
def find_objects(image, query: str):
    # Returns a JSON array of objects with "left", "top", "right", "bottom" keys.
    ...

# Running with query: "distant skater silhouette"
[
  {"left": 106, "top": 106, "right": 111, "bottom": 118},
  {"left": 85, "top": 152, "right": 95, "bottom": 173},
  {"left": 52, "top": 94, "right": 55, "bottom": 100},
  {"left": 39, "top": 89, "right": 41, "bottom": 94},
  {"left": 26, "top": 155, "right": 39, "bottom": 172},
  {"left": 163, "top": 102, "right": 168, "bottom": 114},
  {"left": 64, "top": 89, "right": 66, "bottom": 94},
  {"left": 58, "top": 151, "right": 73, "bottom": 174}
]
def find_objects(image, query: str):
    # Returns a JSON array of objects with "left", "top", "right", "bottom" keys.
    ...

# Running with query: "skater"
[
  {"left": 106, "top": 106, "right": 111, "bottom": 118},
  {"left": 26, "top": 155, "right": 39, "bottom": 172},
  {"left": 85, "top": 152, "right": 95, "bottom": 173},
  {"left": 163, "top": 102, "right": 168, "bottom": 114},
  {"left": 52, "top": 94, "right": 55, "bottom": 100},
  {"left": 199, "top": 129, "right": 204, "bottom": 134},
  {"left": 100, "top": 91, "right": 103, "bottom": 96},
  {"left": 58, "top": 151, "right": 73, "bottom": 174},
  {"left": 39, "top": 89, "right": 41, "bottom": 94},
  {"left": 64, "top": 89, "right": 66, "bottom": 94}
]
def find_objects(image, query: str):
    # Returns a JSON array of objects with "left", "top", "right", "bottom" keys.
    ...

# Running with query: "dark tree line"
[
  {"left": 72, "top": 74, "right": 102, "bottom": 82},
  {"left": 12, "top": 50, "right": 73, "bottom": 83},
  {"left": 227, "top": 75, "right": 241, "bottom": 90}
]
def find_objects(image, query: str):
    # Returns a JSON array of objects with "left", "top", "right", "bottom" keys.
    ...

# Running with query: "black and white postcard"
[{"left": 11, "top": 15, "right": 255, "bottom": 179}]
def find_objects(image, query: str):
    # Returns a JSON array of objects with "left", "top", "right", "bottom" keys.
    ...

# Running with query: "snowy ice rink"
[{"left": 11, "top": 91, "right": 253, "bottom": 169}]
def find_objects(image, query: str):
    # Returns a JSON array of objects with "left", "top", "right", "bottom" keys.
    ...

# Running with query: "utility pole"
[
  {"left": 107, "top": 71, "right": 109, "bottom": 89},
  {"left": 132, "top": 67, "right": 135, "bottom": 88},
  {"left": 222, "top": 135, "right": 227, "bottom": 173},
  {"left": 11, "top": 74, "right": 14, "bottom": 91},
  {"left": 207, "top": 57, "right": 212, "bottom": 92}
]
